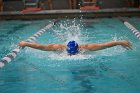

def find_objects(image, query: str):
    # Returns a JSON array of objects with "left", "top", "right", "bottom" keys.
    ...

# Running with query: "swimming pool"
[{"left": 0, "top": 17, "right": 140, "bottom": 93}]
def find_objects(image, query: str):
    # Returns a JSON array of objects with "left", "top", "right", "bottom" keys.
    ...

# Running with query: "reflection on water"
[
  {"left": 7, "top": 24, "right": 29, "bottom": 34},
  {"left": 70, "top": 66, "right": 98, "bottom": 93},
  {"left": 99, "top": 63, "right": 135, "bottom": 86},
  {"left": 69, "top": 63, "right": 135, "bottom": 93}
]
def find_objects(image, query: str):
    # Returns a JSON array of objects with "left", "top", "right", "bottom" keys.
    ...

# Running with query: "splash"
[
  {"left": 52, "top": 19, "right": 85, "bottom": 44},
  {"left": 49, "top": 19, "right": 93, "bottom": 60},
  {"left": 48, "top": 51, "right": 93, "bottom": 60},
  {"left": 24, "top": 19, "right": 128, "bottom": 60},
  {"left": 51, "top": 19, "right": 128, "bottom": 60},
  {"left": 94, "top": 46, "right": 126, "bottom": 57}
]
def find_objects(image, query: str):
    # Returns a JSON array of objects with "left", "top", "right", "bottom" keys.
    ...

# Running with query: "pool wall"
[{"left": 0, "top": 8, "right": 140, "bottom": 20}]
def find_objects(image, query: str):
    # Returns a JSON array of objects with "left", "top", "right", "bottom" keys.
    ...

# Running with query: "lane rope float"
[
  {"left": 119, "top": 17, "right": 140, "bottom": 39},
  {"left": 0, "top": 20, "right": 58, "bottom": 69}
]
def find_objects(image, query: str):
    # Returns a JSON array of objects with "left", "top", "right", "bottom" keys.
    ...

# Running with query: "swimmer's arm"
[
  {"left": 19, "top": 41, "right": 66, "bottom": 51},
  {"left": 79, "top": 40, "right": 132, "bottom": 51}
]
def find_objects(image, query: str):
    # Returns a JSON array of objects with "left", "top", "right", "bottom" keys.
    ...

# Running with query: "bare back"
[{"left": 44, "top": 44, "right": 66, "bottom": 51}]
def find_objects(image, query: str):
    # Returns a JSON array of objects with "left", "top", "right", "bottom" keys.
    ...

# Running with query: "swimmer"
[{"left": 19, "top": 40, "right": 132, "bottom": 55}]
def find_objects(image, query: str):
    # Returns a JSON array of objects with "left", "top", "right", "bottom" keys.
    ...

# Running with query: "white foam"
[
  {"left": 48, "top": 52, "right": 93, "bottom": 60},
  {"left": 94, "top": 46, "right": 126, "bottom": 57},
  {"left": 0, "top": 62, "right": 5, "bottom": 68}
]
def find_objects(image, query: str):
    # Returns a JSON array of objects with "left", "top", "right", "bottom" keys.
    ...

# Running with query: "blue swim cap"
[{"left": 67, "top": 40, "right": 79, "bottom": 55}]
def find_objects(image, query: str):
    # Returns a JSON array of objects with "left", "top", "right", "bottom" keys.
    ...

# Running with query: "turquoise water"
[{"left": 0, "top": 17, "right": 140, "bottom": 93}]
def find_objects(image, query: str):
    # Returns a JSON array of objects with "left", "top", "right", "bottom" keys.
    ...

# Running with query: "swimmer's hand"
[
  {"left": 119, "top": 40, "right": 132, "bottom": 50},
  {"left": 19, "top": 41, "right": 27, "bottom": 48}
]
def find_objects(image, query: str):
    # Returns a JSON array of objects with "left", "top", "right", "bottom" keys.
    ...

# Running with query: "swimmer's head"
[{"left": 67, "top": 40, "right": 79, "bottom": 55}]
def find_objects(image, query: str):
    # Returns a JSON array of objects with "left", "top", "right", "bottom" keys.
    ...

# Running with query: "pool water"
[{"left": 0, "top": 17, "right": 140, "bottom": 93}]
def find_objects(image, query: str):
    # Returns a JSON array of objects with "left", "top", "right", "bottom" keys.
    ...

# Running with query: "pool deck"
[{"left": 0, "top": 8, "right": 140, "bottom": 20}]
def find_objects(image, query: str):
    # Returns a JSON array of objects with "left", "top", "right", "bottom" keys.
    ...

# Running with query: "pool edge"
[{"left": 0, "top": 8, "right": 140, "bottom": 20}]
